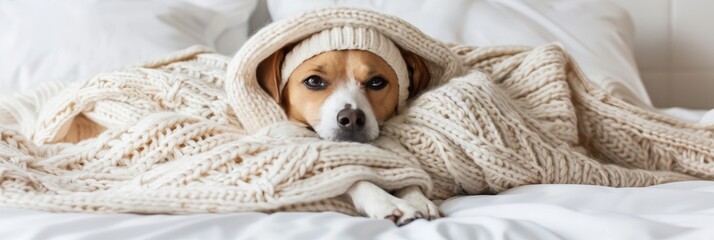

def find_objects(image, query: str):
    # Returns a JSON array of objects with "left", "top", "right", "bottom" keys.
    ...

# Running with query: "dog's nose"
[{"left": 337, "top": 108, "right": 366, "bottom": 131}]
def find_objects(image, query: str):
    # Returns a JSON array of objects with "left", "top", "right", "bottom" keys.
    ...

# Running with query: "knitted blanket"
[{"left": 1, "top": 8, "right": 712, "bottom": 214}]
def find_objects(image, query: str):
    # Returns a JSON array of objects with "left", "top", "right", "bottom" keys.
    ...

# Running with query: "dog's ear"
[
  {"left": 257, "top": 49, "right": 286, "bottom": 104},
  {"left": 401, "top": 50, "right": 431, "bottom": 98}
]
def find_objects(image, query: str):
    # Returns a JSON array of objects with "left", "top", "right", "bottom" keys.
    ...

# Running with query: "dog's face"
[
  {"left": 283, "top": 50, "right": 399, "bottom": 142},
  {"left": 258, "top": 47, "right": 430, "bottom": 142}
]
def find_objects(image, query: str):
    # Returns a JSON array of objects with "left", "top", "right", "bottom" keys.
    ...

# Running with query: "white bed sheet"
[{"left": 2, "top": 181, "right": 714, "bottom": 240}]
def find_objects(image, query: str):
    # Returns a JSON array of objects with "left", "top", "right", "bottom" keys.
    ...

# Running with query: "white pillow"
[
  {"left": 267, "top": 0, "right": 653, "bottom": 107},
  {"left": 0, "top": 0, "right": 257, "bottom": 95}
]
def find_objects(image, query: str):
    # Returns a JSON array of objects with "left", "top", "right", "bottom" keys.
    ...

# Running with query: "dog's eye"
[
  {"left": 303, "top": 75, "right": 327, "bottom": 90},
  {"left": 365, "top": 77, "right": 388, "bottom": 90}
]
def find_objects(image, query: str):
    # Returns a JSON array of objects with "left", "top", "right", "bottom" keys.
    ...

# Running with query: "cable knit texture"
[{"left": 0, "top": 8, "right": 712, "bottom": 214}]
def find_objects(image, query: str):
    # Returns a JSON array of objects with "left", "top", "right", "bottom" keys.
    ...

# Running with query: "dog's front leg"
[{"left": 346, "top": 180, "right": 426, "bottom": 226}]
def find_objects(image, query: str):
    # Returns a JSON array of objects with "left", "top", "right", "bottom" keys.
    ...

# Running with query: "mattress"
[{"left": 2, "top": 181, "right": 714, "bottom": 240}]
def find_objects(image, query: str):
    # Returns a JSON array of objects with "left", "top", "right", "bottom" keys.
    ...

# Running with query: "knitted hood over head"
[{"left": 225, "top": 7, "right": 465, "bottom": 134}]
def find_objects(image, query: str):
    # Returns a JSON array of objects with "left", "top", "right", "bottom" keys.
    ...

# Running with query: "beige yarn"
[{"left": 0, "top": 8, "right": 712, "bottom": 214}]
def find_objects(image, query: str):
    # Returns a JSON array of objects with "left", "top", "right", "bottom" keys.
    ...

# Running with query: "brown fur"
[
  {"left": 401, "top": 50, "right": 431, "bottom": 99},
  {"left": 256, "top": 49, "right": 286, "bottom": 103}
]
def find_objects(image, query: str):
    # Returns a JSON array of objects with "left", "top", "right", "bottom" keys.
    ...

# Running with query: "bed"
[
  {"left": 2, "top": 181, "right": 714, "bottom": 240},
  {"left": 1, "top": 0, "right": 713, "bottom": 239}
]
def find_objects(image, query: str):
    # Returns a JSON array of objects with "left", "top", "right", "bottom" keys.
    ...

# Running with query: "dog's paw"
[
  {"left": 360, "top": 194, "right": 425, "bottom": 226},
  {"left": 347, "top": 181, "right": 428, "bottom": 226},
  {"left": 395, "top": 186, "right": 441, "bottom": 220}
]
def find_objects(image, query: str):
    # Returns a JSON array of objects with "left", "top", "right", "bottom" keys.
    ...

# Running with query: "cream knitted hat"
[{"left": 280, "top": 26, "right": 410, "bottom": 110}]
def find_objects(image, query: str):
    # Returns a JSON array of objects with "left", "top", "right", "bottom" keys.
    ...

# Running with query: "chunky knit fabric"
[{"left": 0, "top": 8, "right": 712, "bottom": 214}]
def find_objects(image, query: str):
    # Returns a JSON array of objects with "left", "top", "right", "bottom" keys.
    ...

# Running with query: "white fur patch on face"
[{"left": 313, "top": 78, "right": 380, "bottom": 142}]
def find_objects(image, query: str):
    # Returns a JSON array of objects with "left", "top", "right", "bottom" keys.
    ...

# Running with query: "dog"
[{"left": 257, "top": 28, "right": 440, "bottom": 225}]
